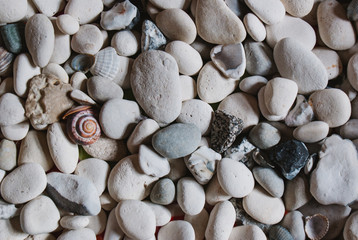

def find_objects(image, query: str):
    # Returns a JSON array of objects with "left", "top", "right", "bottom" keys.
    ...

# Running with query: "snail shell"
[
  {"left": 305, "top": 214, "right": 329, "bottom": 240},
  {"left": 63, "top": 106, "right": 101, "bottom": 145}
]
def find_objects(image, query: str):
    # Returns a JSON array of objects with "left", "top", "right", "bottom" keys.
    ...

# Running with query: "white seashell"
[
  {"left": 285, "top": 95, "right": 314, "bottom": 127},
  {"left": 90, "top": 47, "right": 120, "bottom": 81},
  {"left": 100, "top": 0, "right": 138, "bottom": 31},
  {"left": 305, "top": 214, "right": 329, "bottom": 240}
]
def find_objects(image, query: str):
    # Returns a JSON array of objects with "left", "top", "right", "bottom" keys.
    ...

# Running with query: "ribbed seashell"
[
  {"left": 0, "top": 22, "right": 25, "bottom": 54},
  {"left": 305, "top": 214, "right": 329, "bottom": 240},
  {"left": 71, "top": 54, "right": 95, "bottom": 73},
  {"left": 63, "top": 106, "right": 101, "bottom": 145},
  {"left": 90, "top": 47, "right": 120, "bottom": 81},
  {"left": 0, "top": 46, "right": 15, "bottom": 76},
  {"left": 269, "top": 225, "right": 294, "bottom": 240}
]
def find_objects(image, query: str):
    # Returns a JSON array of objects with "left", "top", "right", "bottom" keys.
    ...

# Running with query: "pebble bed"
[{"left": 1, "top": 0, "right": 358, "bottom": 239}]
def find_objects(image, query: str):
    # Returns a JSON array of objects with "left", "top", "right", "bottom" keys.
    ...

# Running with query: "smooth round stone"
[
  {"left": 152, "top": 123, "right": 201, "bottom": 159},
  {"left": 344, "top": 211, "right": 358, "bottom": 240},
  {"left": 75, "top": 158, "right": 110, "bottom": 196},
  {"left": 166, "top": 158, "right": 188, "bottom": 182},
  {"left": 274, "top": 38, "right": 328, "bottom": 94},
  {"left": 108, "top": 155, "right": 158, "bottom": 201},
  {"left": 197, "top": 61, "right": 239, "bottom": 104},
  {"left": 111, "top": 30, "right": 139, "bottom": 57},
  {"left": 156, "top": 9, "right": 196, "bottom": 44},
  {"left": 60, "top": 215, "right": 90, "bottom": 230},
  {"left": 284, "top": 174, "right": 311, "bottom": 211},
  {"left": 0, "top": 93, "right": 26, "bottom": 126},
  {"left": 20, "top": 196, "right": 60, "bottom": 235},
  {"left": 176, "top": 99, "right": 213, "bottom": 136},
  {"left": 0, "top": 217, "right": 29, "bottom": 240},
  {"left": 243, "top": 13, "right": 266, "bottom": 42},
  {"left": 0, "top": 0, "right": 27, "bottom": 23},
  {"left": 0, "top": 139, "right": 16, "bottom": 171},
  {"left": 149, "top": 0, "right": 187, "bottom": 9},
  {"left": 229, "top": 225, "right": 266, "bottom": 240},
  {"left": 239, "top": 76, "right": 267, "bottom": 95},
  {"left": 87, "top": 209, "right": 107, "bottom": 235},
  {"left": 42, "top": 63, "right": 69, "bottom": 83},
  {"left": 293, "top": 121, "right": 329, "bottom": 143},
  {"left": 165, "top": 40, "right": 203, "bottom": 76},
  {"left": 253, "top": 167, "right": 284, "bottom": 198},
  {"left": 127, "top": 119, "right": 160, "bottom": 154},
  {"left": 144, "top": 201, "right": 171, "bottom": 227},
  {"left": 180, "top": 75, "right": 197, "bottom": 101},
  {"left": 87, "top": 76, "right": 124, "bottom": 103},
  {"left": 205, "top": 175, "right": 231, "bottom": 206},
  {"left": 309, "top": 88, "right": 351, "bottom": 128},
  {"left": 196, "top": 0, "right": 246, "bottom": 44},
  {"left": 313, "top": 47, "right": 342, "bottom": 80},
  {"left": 50, "top": 21, "right": 72, "bottom": 65},
  {"left": 281, "top": 0, "right": 314, "bottom": 17},
  {"left": 244, "top": 0, "right": 285, "bottom": 25},
  {"left": 64, "top": 0, "right": 103, "bottom": 24},
  {"left": 217, "top": 158, "right": 254, "bottom": 198},
  {"left": 244, "top": 40, "right": 276, "bottom": 76},
  {"left": 317, "top": 0, "right": 356, "bottom": 50},
  {"left": 177, "top": 177, "right": 205, "bottom": 215},
  {"left": 205, "top": 201, "right": 236, "bottom": 240},
  {"left": 56, "top": 14, "right": 80, "bottom": 35},
  {"left": 217, "top": 92, "right": 260, "bottom": 131},
  {"left": 1, "top": 163, "right": 46, "bottom": 204},
  {"left": 158, "top": 221, "right": 195, "bottom": 240},
  {"left": 281, "top": 211, "right": 305, "bottom": 240},
  {"left": 249, "top": 122, "right": 281, "bottom": 149},
  {"left": 47, "top": 122, "right": 78, "bottom": 174},
  {"left": 131, "top": 50, "right": 181, "bottom": 126},
  {"left": 138, "top": 144, "right": 170, "bottom": 178},
  {"left": 104, "top": 209, "right": 125, "bottom": 240},
  {"left": 266, "top": 15, "right": 316, "bottom": 50},
  {"left": 13, "top": 53, "right": 41, "bottom": 98},
  {"left": 184, "top": 209, "right": 209, "bottom": 240},
  {"left": 116, "top": 200, "right": 156, "bottom": 240},
  {"left": 340, "top": 119, "right": 358, "bottom": 139},
  {"left": 243, "top": 186, "right": 285, "bottom": 225},
  {"left": 71, "top": 24, "right": 103, "bottom": 55},
  {"left": 25, "top": 14, "right": 54, "bottom": 68},
  {"left": 70, "top": 72, "right": 87, "bottom": 92},
  {"left": 57, "top": 228, "right": 96, "bottom": 240},
  {"left": 100, "top": 99, "right": 141, "bottom": 140}
]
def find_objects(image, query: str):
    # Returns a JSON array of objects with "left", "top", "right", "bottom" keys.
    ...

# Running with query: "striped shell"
[
  {"left": 0, "top": 45, "right": 14, "bottom": 76},
  {"left": 269, "top": 225, "right": 294, "bottom": 240},
  {"left": 64, "top": 106, "right": 101, "bottom": 145},
  {"left": 90, "top": 47, "right": 120, "bottom": 80},
  {"left": 305, "top": 214, "right": 329, "bottom": 240}
]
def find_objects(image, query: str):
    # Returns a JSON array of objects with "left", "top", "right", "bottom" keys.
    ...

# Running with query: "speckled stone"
[{"left": 141, "top": 20, "right": 166, "bottom": 52}]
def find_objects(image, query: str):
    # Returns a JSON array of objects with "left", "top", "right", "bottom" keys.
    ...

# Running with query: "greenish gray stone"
[{"left": 150, "top": 178, "right": 175, "bottom": 205}]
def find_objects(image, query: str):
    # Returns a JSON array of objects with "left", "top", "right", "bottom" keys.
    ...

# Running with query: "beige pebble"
[
  {"left": 229, "top": 225, "right": 266, "bottom": 240},
  {"left": 281, "top": 0, "right": 314, "bottom": 17},
  {"left": 347, "top": 53, "right": 358, "bottom": 91},
  {"left": 243, "top": 13, "right": 266, "bottom": 42},
  {"left": 340, "top": 119, "right": 358, "bottom": 139},
  {"left": 50, "top": 20, "right": 71, "bottom": 65},
  {"left": 244, "top": 0, "right": 285, "bottom": 25},
  {"left": 111, "top": 30, "right": 140, "bottom": 57},
  {"left": 70, "top": 72, "right": 87, "bottom": 92},
  {"left": 205, "top": 174, "right": 231, "bottom": 206},
  {"left": 313, "top": 47, "right": 342, "bottom": 80},
  {"left": 127, "top": 119, "right": 160, "bottom": 154},
  {"left": 149, "top": 0, "right": 188, "bottom": 9},
  {"left": 180, "top": 75, "right": 197, "bottom": 101},
  {"left": 71, "top": 24, "right": 103, "bottom": 55},
  {"left": 184, "top": 209, "right": 209, "bottom": 240},
  {"left": 56, "top": 14, "right": 80, "bottom": 35},
  {"left": 64, "top": 0, "right": 103, "bottom": 24},
  {"left": 42, "top": 63, "right": 69, "bottom": 83},
  {"left": 32, "top": 0, "right": 65, "bottom": 17},
  {"left": 293, "top": 121, "right": 329, "bottom": 143},
  {"left": 0, "top": 0, "right": 28, "bottom": 24}
]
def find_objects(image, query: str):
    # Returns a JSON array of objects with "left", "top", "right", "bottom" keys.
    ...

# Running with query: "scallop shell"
[
  {"left": 0, "top": 22, "right": 25, "bottom": 54},
  {"left": 71, "top": 54, "right": 95, "bottom": 73},
  {"left": 64, "top": 106, "right": 101, "bottom": 145},
  {"left": 269, "top": 225, "right": 294, "bottom": 240},
  {"left": 0, "top": 45, "right": 14, "bottom": 76},
  {"left": 305, "top": 214, "right": 329, "bottom": 240},
  {"left": 90, "top": 47, "right": 120, "bottom": 80}
]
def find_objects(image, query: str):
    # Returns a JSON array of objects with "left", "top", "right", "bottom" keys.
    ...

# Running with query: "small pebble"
[
  {"left": 64, "top": 0, "right": 103, "bottom": 24},
  {"left": 100, "top": 0, "right": 138, "bottom": 31},
  {"left": 179, "top": 75, "right": 197, "bottom": 101},
  {"left": 285, "top": 95, "right": 314, "bottom": 127},
  {"left": 166, "top": 158, "right": 188, "bottom": 182},
  {"left": 281, "top": 0, "right": 314, "bottom": 17},
  {"left": 244, "top": 40, "right": 276, "bottom": 76},
  {"left": 71, "top": 24, "right": 103, "bottom": 55},
  {"left": 82, "top": 136, "right": 129, "bottom": 161},
  {"left": 100, "top": 192, "right": 117, "bottom": 211},
  {"left": 87, "top": 76, "right": 124, "bottom": 103},
  {"left": 239, "top": 76, "right": 267, "bottom": 95},
  {"left": 60, "top": 215, "right": 90, "bottom": 230},
  {"left": 57, "top": 228, "right": 96, "bottom": 240},
  {"left": 0, "top": 139, "right": 16, "bottom": 171},
  {"left": 244, "top": 0, "right": 285, "bottom": 25},
  {"left": 313, "top": 47, "right": 342, "bottom": 80},
  {"left": 0, "top": 93, "right": 26, "bottom": 126},
  {"left": 284, "top": 174, "right": 311, "bottom": 211},
  {"left": 293, "top": 121, "right": 329, "bottom": 143},
  {"left": 249, "top": 122, "right": 281, "bottom": 149},
  {"left": 103, "top": 209, "right": 125, "bottom": 240},
  {"left": 149, "top": 0, "right": 188, "bottom": 9},
  {"left": 243, "top": 13, "right": 266, "bottom": 42},
  {"left": 144, "top": 201, "right": 171, "bottom": 227},
  {"left": 177, "top": 177, "right": 205, "bottom": 215},
  {"left": 138, "top": 144, "right": 170, "bottom": 178},
  {"left": 344, "top": 211, "right": 358, "bottom": 240},
  {"left": 127, "top": 119, "right": 160, "bottom": 154},
  {"left": 228, "top": 225, "right": 266, "bottom": 240},
  {"left": 253, "top": 166, "right": 284, "bottom": 198},
  {"left": 141, "top": 20, "right": 167, "bottom": 52},
  {"left": 158, "top": 221, "right": 195, "bottom": 240},
  {"left": 56, "top": 14, "right": 80, "bottom": 35},
  {"left": 0, "top": 217, "right": 29, "bottom": 240},
  {"left": 0, "top": 0, "right": 27, "bottom": 24},
  {"left": 281, "top": 211, "right": 306, "bottom": 240},
  {"left": 340, "top": 119, "right": 358, "bottom": 139},
  {"left": 111, "top": 30, "right": 139, "bottom": 57},
  {"left": 205, "top": 174, "right": 231, "bottom": 206},
  {"left": 87, "top": 209, "right": 107, "bottom": 235}
]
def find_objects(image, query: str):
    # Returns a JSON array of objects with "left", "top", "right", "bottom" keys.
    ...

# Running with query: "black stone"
[{"left": 266, "top": 140, "right": 309, "bottom": 180}]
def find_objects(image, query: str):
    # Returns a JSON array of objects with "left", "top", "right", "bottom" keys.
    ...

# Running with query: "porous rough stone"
[
  {"left": 0, "top": 139, "right": 16, "bottom": 171},
  {"left": 228, "top": 225, "right": 267, "bottom": 240},
  {"left": 158, "top": 220, "right": 195, "bottom": 240},
  {"left": 281, "top": 0, "right": 314, "bottom": 17},
  {"left": 0, "top": 0, "right": 28, "bottom": 24},
  {"left": 0, "top": 93, "right": 26, "bottom": 126},
  {"left": 64, "top": 0, "right": 103, "bottom": 24},
  {"left": 253, "top": 167, "right": 284, "bottom": 198},
  {"left": 177, "top": 177, "right": 205, "bottom": 215},
  {"left": 138, "top": 144, "right": 170, "bottom": 178},
  {"left": 244, "top": 0, "right": 285, "bottom": 25}
]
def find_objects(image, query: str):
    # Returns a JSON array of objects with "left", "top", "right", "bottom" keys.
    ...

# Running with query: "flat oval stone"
[
  {"left": 127, "top": 119, "right": 160, "bottom": 154},
  {"left": 239, "top": 76, "right": 267, "bottom": 95},
  {"left": 184, "top": 209, "right": 209, "bottom": 240},
  {"left": 1, "top": 163, "right": 47, "bottom": 204},
  {"left": 150, "top": 178, "right": 175, "bottom": 205},
  {"left": 152, "top": 123, "right": 201, "bottom": 159},
  {"left": 229, "top": 225, "right": 266, "bottom": 240},
  {"left": 293, "top": 121, "right": 329, "bottom": 143},
  {"left": 253, "top": 166, "right": 284, "bottom": 198},
  {"left": 196, "top": 0, "right": 246, "bottom": 44},
  {"left": 64, "top": 0, "right": 103, "bottom": 24},
  {"left": 60, "top": 215, "right": 90, "bottom": 230},
  {"left": 116, "top": 200, "right": 156, "bottom": 240},
  {"left": 56, "top": 14, "right": 80, "bottom": 35},
  {"left": 0, "top": 0, "right": 27, "bottom": 24},
  {"left": 46, "top": 172, "right": 101, "bottom": 216},
  {"left": 0, "top": 139, "right": 16, "bottom": 171},
  {"left": 0, "top": 93, "right": 26, "bottom": 126},
  {"left": 244, "top": 0, "right": 285, "bottom": 25},
  {"left": 258, "top": 86, "right": 285, "bottom": 122},
  {"left": 243, "top": 13, "right": 266, "bottom": 42},
  {"left": 20, "top": 195, "right": 60, "bottom": 235},
  {"left": 317, "top": 0, "right": 356, "bottom": 50},
  {"left": 87, "top": 76, "right": 124, "bottom": 103},
  {"left": 281, "top": 0, "right": 314, "bottom": 17},
  {"left": 138, "top": 144, "right": 170, "bottom": 178},
  {"left": 177, "top": 177, "right": 205, "bottom": 215},
  {"left": 25, "top": 14, "right": 55, "bottom": 68},
  {"left": 130, "top": 50, "right": 181, "bottom": 126},
  {"left": 309, "top": 88, "right": 351, "bottom": 128},
  {"left": 243, "top": 186, "right": 285, "bottom": 225},
  {"left": 71, "top": 24, "right": 103, "bottom": 55},
  {"left": 158, "top": 220, "right": 195, "bottom": 240},
  {"left": 274, "top": 37, "right": 328, "bottom": 94},
  {"left": 57, "top": 228, "right": 96, "bottom": 240}
]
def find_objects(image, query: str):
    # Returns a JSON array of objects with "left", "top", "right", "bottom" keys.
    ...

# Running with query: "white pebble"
[
  {"left": 180, "top": 75, "right": 197, "bottom": 101},
  {"left": 158, "top": 221, "right": 195, "bottom": 240},
  {"left": 56, "top": 14, "right": 80, "bottom": 35},
  {"left": 293, "top": 121, "right": 329, "bottom": 143},
  {"left": 111, "top": 30, "right": 140, "bottom": 57},
  {"left": 177, "top": 177, "right": 205, "bottom": 216},
  {"left": 243, "top": 13, "right": 266, "bottom": 42}
]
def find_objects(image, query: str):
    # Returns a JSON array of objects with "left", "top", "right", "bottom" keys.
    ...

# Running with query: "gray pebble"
[
  {"left": 253, "top": 166, "right": 284, "bottom": 198},
  {"left": 244, "top": 40, "right": 276, "bottom": 76},
  {"left": 150, "top": 178, "right": 175, "bottom": 205},
  {"left": 87, "top": 76, "right": 124, "bottom": 103},
  {"left": 249, "top": 122, "right": 281, "bottom": 149}
]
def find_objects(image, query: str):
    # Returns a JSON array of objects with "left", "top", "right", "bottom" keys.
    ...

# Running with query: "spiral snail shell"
[{"left": 63, "top": 106, "right": 101, "bottom": 145}]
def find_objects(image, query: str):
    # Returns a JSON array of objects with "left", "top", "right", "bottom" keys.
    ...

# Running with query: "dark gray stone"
[{"left": 141, "top": 20, "right": 167, "bottom": 52}]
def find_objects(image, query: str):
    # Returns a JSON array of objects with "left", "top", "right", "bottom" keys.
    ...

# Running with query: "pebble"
[
  {"left": 70, "top": 72, "right": 87, "bottom": 92},
  {"left": 131, "top": 50, "right": 181, "bottom": 126},
  {"left": 285, "top": 95, "right": 314, "bottom": 127},
  {"left": 47, "top": 122, "right": 78, "bottom": 174},
  {"left": 144, "top": 201, "right": 171, "bottom": 226},
  {"left": 249, "top": 122, "right": 281, "bottom": 149},
  {"left": 100, "top": 1, "right": 138, "bottom": 31},
  {"left": 293, "top": 121, "right": 329, "bottom": 143},
  {"left": 64, "top": 0, "right": 103, "bottom": 24},
  {"left": 177, "top": 177, "right": 205, "bottom": 215},
  {"left": 149, "top": 0, "right": 188, "bottom": 9},
  {"left": 281, "top": 211, "right": 306, "bottom": 240},
  {"left": 82, "top": 136, "right": 129, "bottom": 161},
  {"left": 0, "top": 0, "right": 27, "bottom": 24},
  {"left": 158, "top": 220, "right": 195, "bottom": 240},
  {"left": 344, "top": 211, "right": 358, "bottom": 240},
  {"left": 348, "top": 53, "right": 358, "bottom": 90},
  {"left": 20, "top": 195, "right": 60, "bottom": 235},
  {"left": 228, "top": 225, "right": 266, "bottom": 240},
  {"left": 0, "top": 139, "right": 16, "bottom": 171},
  {"left": 1, "top": 163, "right": 46, "bottom": 204},
  {"left": 244, "top": 0, "right": 285, "bottom": 25},
  {"left": 13, "top": 53, "right": 41, "bottom": 98},
  {"left": 166, "top": 158, "right": 188, "bottom": 182},
  {"left": 156, "top": 8, "right": 196, "bottom": 44},
  {"left": 0, "top": 77, "right": 14, "bottom": 97},
  {"left": 184, "top": 209, "right": 209, "bottom": 240},
  {"left": 100, "top": 98, "right": 141, "bottom": 140},
  {"left": 87, "top": 76, "right": 124, "bottom": 103},
  {"left": 57, "top": 228, "right": 96, "bottom": 240},
  {"left": 141, "top": 19, "right": 167, "bottom": 52},
  {"left": 266, "top": 15, "right": 316, "bottom": 50},
  {"left": 284, "top": 174, "right": 311, "bottom": 211},
  {"left": 0, "top": 217, "right": 29, "bottom": 240},
  {"left": 317, "top": 0, "right": 356, "bottom": 50},
  {"left": 111, "top": 30, "right": 139, "bottom": 57},
  {"left": 309, "top": 88, "right": 351, "bottom": 128},
  {"left": 60, "top": 215, "right": 90, "bottom": 230},
  {"left": 107, "top": 154, "right": 158, "bottom": 201},
  {"left": 313, "top": 47, "right": 342, "bottom": 80},
  {"left": 196, "top": 0, "right": 246, "bottom": 44},
  {"left": 0, "top": 93, "right": 26, "bottom": 126},
  {"left": 50, "top": 21, "right": 72, "bottom": 65},
  {"left": 165, "top": 40, "right": 203, "bottom": 76},
  {"left": 243, "top": 186, "right": 285, "bottom": 225},
  {"left": 112, "top": 55, "right": 133, "bottom": 89},
  {"left": 340, "top": 119, "right": 358, "bottom": 139},
  {"left": 56, "top": 14, "right": 80, "bottom": 35},
  {"left": 243, "top": 13, "right": 266, "bottom": 42},
  {"left": 75, "top": 158, "right": 110, "bottom": 196},
  {"left": 138, "top": 144, "right": 170, "bottom": 178},
  {"left": 71, "top": 24, "right": 103, "bottom": 55},
  {"left": 281, "top": 0, "right": 314, "bottom": 17},
  {"left": 100, "top": 192, "right": 117, "bottom": 211},
  {"left": 253, "top": 166, "right": 284, "bottom": 198},
  {"left": 46, "top": 172, "right": 101, "bottom": 216},
  {"left": 115, "top": 200, "right": 156, "bottom": 240},
  {"left": 42, "top": 63, "right": 69, "bottom": 83},
  {"left": 0, "top": 199, "right": 21, "bottom": 219},
  {"left": 87, "top": 209, "right": 107, "bottom": 235},
  {"left": 104, "top": 209, "right": 125, "bottom": 240},
  {"left": 258, "top": 86, "right": 285, "bottom": 121},
  {"left": 70, "top": 89, "right": 96, "bottom": 105},
  {"left": 127, "top": 119, "right": 160, "bottom": 154},
  {"left": 239, "top": 76, "right": 267, "bottom": 95},
  {"left": 197, "top": 61, "right": 239, "bottom": 104},
  {"left": 274, "top": 37, "right": 328, "bottom": 94},
  {"left": 205, "top": 174, "right": 231, "bottom": 206},
  {"left": 32, "top": 0, "right": 65, "bottom": 17},
  {"left": 205, "top": 201, "right": 236, "bottom": 240}
]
